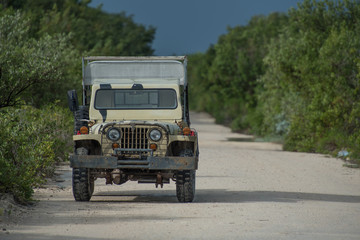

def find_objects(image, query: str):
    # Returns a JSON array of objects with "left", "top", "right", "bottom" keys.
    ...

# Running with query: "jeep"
[{"left": 67, "top": 56, "right": 199, "bottom": 202}]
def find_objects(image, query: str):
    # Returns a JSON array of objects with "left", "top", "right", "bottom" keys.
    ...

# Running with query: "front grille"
[
  {"left": 101, "top": 125, "right": 168, "bottom": 167},
  {"left": 120, "top": 127, "right": 149, "bottom": 149}
]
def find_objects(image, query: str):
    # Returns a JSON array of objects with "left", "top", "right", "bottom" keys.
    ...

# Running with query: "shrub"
[
  {"left": 0, "top": 104, "right": 73, "bottom": 202},
  {"left": 260, "top": 0, "right": 360, "bottom": 159}
]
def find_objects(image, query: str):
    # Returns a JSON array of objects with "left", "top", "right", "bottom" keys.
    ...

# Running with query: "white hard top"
[{"left": 84, "top": 58, "right": 186, "bottom": 86}]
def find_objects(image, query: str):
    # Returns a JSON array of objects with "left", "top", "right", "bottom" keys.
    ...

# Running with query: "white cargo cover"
[{"left": 84, "top": 61, "right": 185, "bottom": 86}]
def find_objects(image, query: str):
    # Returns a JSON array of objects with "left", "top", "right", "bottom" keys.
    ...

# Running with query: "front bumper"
[{"left": 69, "top": 155, "right": 199, "bottom": 170}]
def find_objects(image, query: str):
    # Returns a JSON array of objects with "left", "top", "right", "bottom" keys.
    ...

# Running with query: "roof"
[{"left": 83, "top": 56, "right": 187, "bottom": 86}]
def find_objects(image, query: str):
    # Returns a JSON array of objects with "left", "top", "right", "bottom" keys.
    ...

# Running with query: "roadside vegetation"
[
  {"left": 188, "top": 0, "right": 360, "bottom": 164},
  {"left": 1, "top": 0, "right": 358, "bottom": 203},
  {"left": 0, "top": 0, "right": 155, "bottom": 202}
]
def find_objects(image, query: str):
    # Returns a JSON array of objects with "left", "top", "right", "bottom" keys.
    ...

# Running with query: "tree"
[
  {"left": 2, "top": 0, "right": 156, "bottom": 56},
  {"left": 260, "top": 0, "right": 360, "bottom": 154},
  {"left": 188, "top": 13, "right": 288, "bottom": 132},
  {"left": 0, "top": 11, "right": 79, "bottom": 108}
]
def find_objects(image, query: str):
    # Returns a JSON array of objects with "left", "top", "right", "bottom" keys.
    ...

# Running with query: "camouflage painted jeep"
[{"left": 67, "top": 56, "right": 199, "bottom": 202}]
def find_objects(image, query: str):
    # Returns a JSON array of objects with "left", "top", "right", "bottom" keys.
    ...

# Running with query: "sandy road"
[{"left": 1, "top": 112, "right": 360, "bottom": 240}]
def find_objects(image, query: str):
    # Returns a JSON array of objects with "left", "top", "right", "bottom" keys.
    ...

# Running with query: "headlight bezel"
[
  {"left": 106, "top": 127, "right": 121, "bottom": 141},
  {"left": 149, "top": 128, "right": 162, "bottom": 142}
]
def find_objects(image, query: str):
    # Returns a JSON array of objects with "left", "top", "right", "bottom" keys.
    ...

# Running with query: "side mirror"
[{"left": 67, "top": 90, "right": 79, "bottom": 112}]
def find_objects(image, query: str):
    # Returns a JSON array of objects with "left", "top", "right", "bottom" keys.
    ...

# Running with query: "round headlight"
[
  {"left": 149, "top": 129, "right": 162, "bottom": 141},
  {"left": 107, "top": 128, "right": 121, "bottom": 141}
]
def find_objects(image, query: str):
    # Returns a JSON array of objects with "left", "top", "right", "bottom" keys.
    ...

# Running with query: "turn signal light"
[
  {"left": 112, "top": 143, "right": 120, "bottom": 149},
  {"left": 80, "top": 126, "right": 89, "bottom": 134},
  {"left": 183, "top": 127, "right": 191, "bottom": 136},
  {"left": 150, "top": 143, "right": 157, "bottom": 151}
]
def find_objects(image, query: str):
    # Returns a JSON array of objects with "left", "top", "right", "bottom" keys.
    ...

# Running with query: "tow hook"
[
  {"left": 105, "top": 172, "right": 112, "bottom": 185},
  {"left": 156, "top": 174, "right": 163, "bottom": 188}
]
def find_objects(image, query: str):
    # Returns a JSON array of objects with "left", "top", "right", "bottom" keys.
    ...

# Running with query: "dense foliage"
[
  {"left": 189, "top": 12, "right": 289, "bottom": 132},
  {"left": 0, "top": 0, "right": 156, "bottom": 201},
  {"left": 189, "top": 0, "right": 360, "bottom": 160},
  {"left": 0, "top": 104, "right": 73, "bottom": 202},
  {"left": 1, "top": 0, "right": 155, "bottom": 56},
  {"left": 2, "top": 0, "right": 359, "bottom": 202},
  {"left": 260, "top": 0, "right": 360, "bottom": 155},
  {"left": 0, "top": 12, "right": 79, "bottom": 108}
]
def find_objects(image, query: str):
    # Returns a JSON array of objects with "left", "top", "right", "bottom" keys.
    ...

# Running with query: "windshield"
[{"left": 95, "top": 89, "right": 177, "bottom": 109}]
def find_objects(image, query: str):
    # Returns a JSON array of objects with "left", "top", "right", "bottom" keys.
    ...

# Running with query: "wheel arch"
[
  {"left": 168, "top": 140, "right": 196, "bottom": 156},
  {"left": 75, "top": 140, "right": 101, "bottom": 155}
]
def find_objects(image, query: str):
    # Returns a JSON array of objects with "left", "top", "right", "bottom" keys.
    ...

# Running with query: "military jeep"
[{"left": 67, "top": 56, "right": 199, "bottom": 202}]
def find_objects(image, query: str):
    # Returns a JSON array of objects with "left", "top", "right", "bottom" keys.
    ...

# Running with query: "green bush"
[
  {"left": 189, "top": 0, "right": 360, "bottom": 163},
  {"left": 260, "top": 0, "right": 360, "bottom": 159},
  {"left": 188, "top": 13, "right": 288, "bottom": 132},
  {"left": 0, "top": 11, "right": 81, "bottom": 108},
  {"left": 0, "top": 104, "right": 73, "bottom": 202},
  {"left": 0, "top": 1, "right": 159, "bottom": 202}
]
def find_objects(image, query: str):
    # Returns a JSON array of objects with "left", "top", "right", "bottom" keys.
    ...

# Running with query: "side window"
[{"left": 95, "top": 90, "right": 114, "bottom": 108}]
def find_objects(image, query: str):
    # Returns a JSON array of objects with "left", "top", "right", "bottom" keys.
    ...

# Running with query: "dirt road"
[{"left": 1, "top": 112, "right": 360, "bottom": 240}]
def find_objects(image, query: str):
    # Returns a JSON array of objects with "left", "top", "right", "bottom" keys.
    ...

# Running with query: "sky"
[{"left": 89, "top": 0, "right": 303, "bottom": 56}]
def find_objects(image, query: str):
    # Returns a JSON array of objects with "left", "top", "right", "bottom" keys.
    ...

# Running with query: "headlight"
[
  {"left": 107, "top": 128, "right": 121, "bottom": 141},
  {"left": 149, "top": 129, "right": 162, "bottom": 141}
]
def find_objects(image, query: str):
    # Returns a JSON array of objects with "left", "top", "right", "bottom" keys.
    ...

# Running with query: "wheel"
[
  {"left": 72, "top": 168, "right": 94, "bottom": 201},
  {"left": 176, "top": 149, "right": 196, "bottom": 203},
  {"left": 74, "top": 105, "right": 89, "bottom": 134},
  {"left": 72, "top": 147, "right": 94, "bottom": 201},
  {"left": 176, "top": 170, "right": 196, "bottom": 202}
]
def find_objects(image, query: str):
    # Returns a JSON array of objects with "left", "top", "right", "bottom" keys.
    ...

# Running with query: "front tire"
[
  {"left": 176, "top": 170, "right": 196, "bottom": 202},
  {"left": 72, "top": 147, "right": 94, "bottom": 201},
  {"left": 72, "top": 168, "right": 94, "bottom": 201},
  {"left": 176, "top": 149, "right": 196, "bottom": 203}
]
